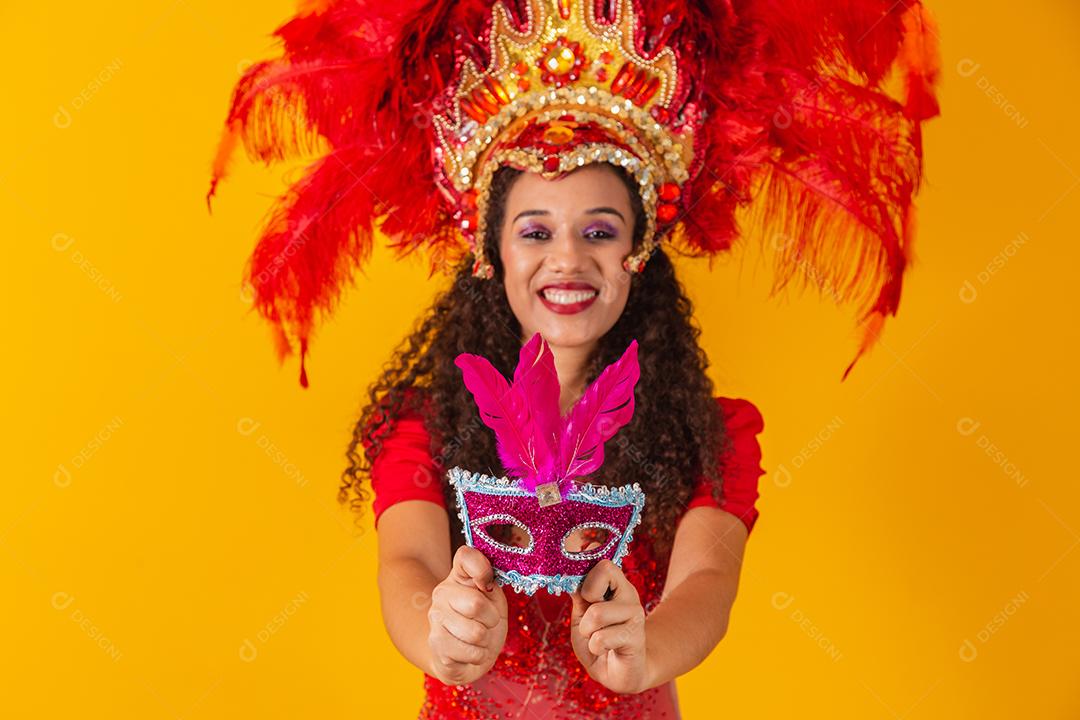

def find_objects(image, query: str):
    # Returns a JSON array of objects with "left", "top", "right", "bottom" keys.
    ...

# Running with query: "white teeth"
[{"left": 541, "top": 288, "right": 598, "bottom": 304}]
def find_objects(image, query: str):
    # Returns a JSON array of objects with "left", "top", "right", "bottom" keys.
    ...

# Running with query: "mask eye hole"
[
  {"left": 561, "top": 523, "right": 619, "bottom": 560},
  {"left": 486, "top": 523, "right": 530, "bottom": 548},
  {"left": 474, "top": 514, "right": 534, "bottom": 553}
]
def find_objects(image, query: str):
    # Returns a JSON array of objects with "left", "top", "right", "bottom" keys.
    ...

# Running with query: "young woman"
[
  {"left": 208, "top": 0, "right": 938, "bottom": 717},
  {"left": 341, "top": 161, "right": 765, "bottom": 715}
]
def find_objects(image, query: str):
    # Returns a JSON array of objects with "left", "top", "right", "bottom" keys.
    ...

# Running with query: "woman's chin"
[{"left": 534, "top": 317, "right": 608, "bottom": 350}]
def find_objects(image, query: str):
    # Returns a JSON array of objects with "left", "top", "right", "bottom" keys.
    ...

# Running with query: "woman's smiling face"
[{"left": 498, "top": 163, "right": 636, "bottom": 350}]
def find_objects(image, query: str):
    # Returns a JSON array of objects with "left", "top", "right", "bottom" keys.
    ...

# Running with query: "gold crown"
[{"left": 431, "top": 0, "right": 697, "bottom": 278}]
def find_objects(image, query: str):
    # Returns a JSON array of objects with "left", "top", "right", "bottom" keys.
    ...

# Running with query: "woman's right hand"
[{"left": 427, "top": 545, "right": 508, "bottom": 686}]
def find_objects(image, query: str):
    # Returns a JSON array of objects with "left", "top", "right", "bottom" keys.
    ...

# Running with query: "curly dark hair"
[{"left": 339, "top": 164, "right": 730, "bottom": 560}]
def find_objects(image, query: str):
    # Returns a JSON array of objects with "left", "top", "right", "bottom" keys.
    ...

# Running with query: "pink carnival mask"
[{"left": 448, "top": 333, "right": 645, "bottom": 595}]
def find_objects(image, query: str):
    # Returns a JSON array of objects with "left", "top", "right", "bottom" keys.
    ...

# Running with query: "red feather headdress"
[{"left": 207, "top": 0, "right": 940, "bottom": 387}]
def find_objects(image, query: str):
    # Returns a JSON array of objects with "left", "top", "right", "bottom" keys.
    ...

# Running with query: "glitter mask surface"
[{"left": 448, "top": 467, "right": 645, "bottom": 595}]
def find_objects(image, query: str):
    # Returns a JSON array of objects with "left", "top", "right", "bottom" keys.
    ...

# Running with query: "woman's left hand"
[{"left": 569, "top": 559, "right": 649, "bottom": 694}]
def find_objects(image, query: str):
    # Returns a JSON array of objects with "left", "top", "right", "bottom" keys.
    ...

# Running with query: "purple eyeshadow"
[
  {"left": 519, "top": 223, "right": 549, "bottom": 237},
  {"left": 585, "top": 221, "right": 618, "bottom": 236}
]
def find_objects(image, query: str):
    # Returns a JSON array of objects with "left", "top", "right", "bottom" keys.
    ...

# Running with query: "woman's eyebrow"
[
  {"left": 512, "top": 209, "right": 549, "bottom": 223},
  {"left": 585, "top": 207, "right": 625, "bottom": 223},
  {"left": 512, "top": 207, "right": 626, "bottom": 223}
]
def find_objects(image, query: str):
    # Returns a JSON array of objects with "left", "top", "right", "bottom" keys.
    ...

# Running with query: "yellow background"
[{"left": 4, "top": 1, "right": 1077, "bottom": 716}]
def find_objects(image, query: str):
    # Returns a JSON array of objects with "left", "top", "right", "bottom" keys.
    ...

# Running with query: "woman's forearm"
[
  {"left": 642, "top": 567, "right": 737, "bottom": 689},
  {"left": 377, "top": 556, "right": 442, "bottom": 676}
]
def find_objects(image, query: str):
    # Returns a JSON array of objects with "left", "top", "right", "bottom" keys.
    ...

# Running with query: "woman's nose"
[{"left": 545, "top": 231, "right": 588, "bottom": 272}]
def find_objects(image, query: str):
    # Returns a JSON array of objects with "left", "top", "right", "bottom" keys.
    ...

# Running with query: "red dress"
[{"left": 371, "top": 396, "right": 765, "bottom": 719}]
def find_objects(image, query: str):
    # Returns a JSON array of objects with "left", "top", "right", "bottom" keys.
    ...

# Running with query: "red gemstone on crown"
[
  {"left": 659, "top": 183, "right": 680, "bottom": 202},
  {"left": 657, "top": 203, "right": 679, "bottom": 223},
  {"left": 611, "top": 62, "right": 633, "bottom": 94}
]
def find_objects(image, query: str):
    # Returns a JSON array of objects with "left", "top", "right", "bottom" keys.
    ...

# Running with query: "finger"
[
  {"left": 569, "top": 587, "right": 588, "bottom": 623},
  {"left": 578, "top": 599, "right": 640, "bottom": 637},
  {"left": 441, "top": 611, "right": 491, "bottom": 647},
  {"left": 580, "top": 560, "right": 627, "bottom": 604},
  {"left": 432, "top": 629, "right": 489, "bottom": 666},
  {"left": 570, "top": 588, "right": 585, "bottom": 608},
  {"left": 445, "top": 587, "right": 502, "bottom": 629},
  {"left": 486, "top": 581, "right": 508, "bottom": 616},
  {"left": 451, "top": 545, "right": 495, "bottom": 593},
  {"left": 587, "top": 623, "right": 638, "bottom": 657},
  {"left": 435, "top": 657, "right": 468, "bottom": 678}
]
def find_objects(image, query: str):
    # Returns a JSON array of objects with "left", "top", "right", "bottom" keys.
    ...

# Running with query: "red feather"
[
  {"left": 209, "top": 0, "right": 940, "bottom": 385},
  {"left": 669, "top": 0, "right": 940, "bottom": 378},
  {"left": 207, "top": 0, "right": 493, "bottom": 384}
]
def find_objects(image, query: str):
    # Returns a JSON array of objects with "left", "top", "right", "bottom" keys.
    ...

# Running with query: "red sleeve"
[
  {"left": 368, "top": 408, "right": 448, "bottom": 530},
  {"left": 686, "top": 397, "right": 765, "bottom": 535}
]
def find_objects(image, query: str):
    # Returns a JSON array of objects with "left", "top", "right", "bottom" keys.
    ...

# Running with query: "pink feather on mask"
[
  {"left": 456, "top": 334, "right": 641, "bottom": 497},
  {"left": 511, "top": 334, "right": 561, "bottom": 487},
  {"left": 454, "top": 353, "right": 541, "bottom": 486},
  {"left": 558, "top": 340, "right": 639, "bottom": 488}
]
